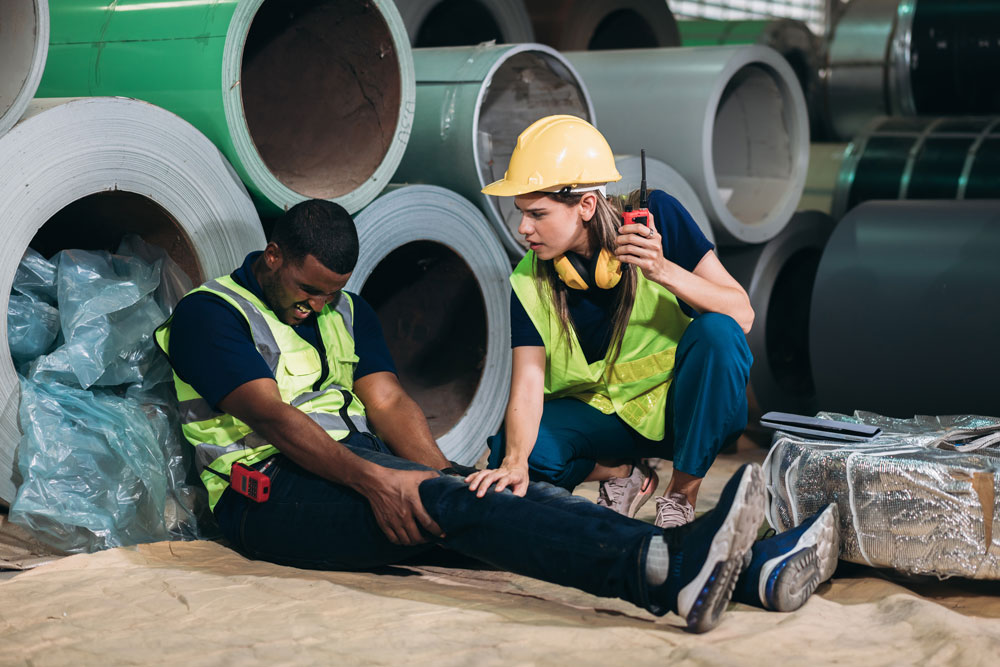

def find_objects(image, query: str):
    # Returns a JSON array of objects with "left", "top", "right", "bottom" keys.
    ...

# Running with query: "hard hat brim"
[{"left": 481, "top": 178, "right": 535, "bottom": 197}]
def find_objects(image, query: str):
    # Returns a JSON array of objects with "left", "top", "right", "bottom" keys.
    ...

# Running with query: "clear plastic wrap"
[
  {"left": 8, "top": 239, "right": 213, "bottom": 552},
  {"left": 7, "top": 250, "right": 61, "bottom": 369},
  {"left": 765, "top": 412, "right": 1000, "bottom": 580}
]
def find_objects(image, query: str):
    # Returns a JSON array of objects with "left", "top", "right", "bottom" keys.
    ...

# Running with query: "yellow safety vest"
[
  {"left": 154, "top": 275, "right": 369, "bottom": 510},
  {"left": 510, "top": 253, "right": 691, "bottom": 440}
]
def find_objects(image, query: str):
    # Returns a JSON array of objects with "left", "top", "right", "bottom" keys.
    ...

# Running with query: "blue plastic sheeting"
[{"left": 8, "top": 237, "right": 212, "bottom": 553}]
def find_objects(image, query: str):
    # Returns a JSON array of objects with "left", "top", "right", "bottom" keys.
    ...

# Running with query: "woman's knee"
[{"left": 680, "top": 313, "right": 751, "bottom": 365}]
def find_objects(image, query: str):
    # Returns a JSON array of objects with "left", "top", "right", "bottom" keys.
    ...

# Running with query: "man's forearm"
[{"left": 366, "top": 392, "right": 450, "bottom": 469}]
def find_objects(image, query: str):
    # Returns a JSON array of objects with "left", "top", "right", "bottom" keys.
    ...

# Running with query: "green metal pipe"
[
  {"left": 38, "top": 0, "right": 415, "bottom": 216},
  {"left": 392, "top": 43, "right": 595, "bottom": 258}
]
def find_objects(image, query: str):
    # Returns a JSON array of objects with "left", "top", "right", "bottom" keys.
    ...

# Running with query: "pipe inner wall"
[{"left": 0, "top": 0, "right": 48, "bottom": 137}]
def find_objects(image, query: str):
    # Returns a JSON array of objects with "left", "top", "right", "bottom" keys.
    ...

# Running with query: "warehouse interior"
[{"left": 1, "top": 0, "right": 999, "bottom": 663}]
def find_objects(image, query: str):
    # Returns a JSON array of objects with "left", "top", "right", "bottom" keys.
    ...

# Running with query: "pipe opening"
[
  {"left": 360, "top": 242, "right": 486, "bottom": 438},
  {"left": 242, "top": 0, "right": 402, "bottom": 199},
  {"left": 713, "top": 64, "right": 796, "bottom": 226},
  {"left": 415, "top": 0, "right": 504, "bottom": 47},
  {"left": 0, "top": 0, "right": 37, "bottom": 117},
  {"left": 588, "top": 10, "right": 658, "bottom": 50},
  {"left": 478, "top": 51, "right": 592, "bottom": 246},
  {"left": 29, "top": 191, "right": 203, "bottom": 285},
  {"left": 765, "top": 247, "right": 821, "bottom": 399}
]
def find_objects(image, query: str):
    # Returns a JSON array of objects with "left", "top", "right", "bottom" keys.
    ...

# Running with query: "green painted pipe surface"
[
  {"left": 678, "top": 19, "right": 776, "bottom": 46},
  {"left": 39, "top": 0, "right": 415, "bottom": 216}
]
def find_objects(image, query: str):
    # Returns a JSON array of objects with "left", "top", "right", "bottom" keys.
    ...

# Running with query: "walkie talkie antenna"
[{"left": 639, "top": 148, "right": 648, "bottom": 209}]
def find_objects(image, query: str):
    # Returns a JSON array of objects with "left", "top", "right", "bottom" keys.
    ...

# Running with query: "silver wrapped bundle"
[{"left": 765, "top": 412, "right": 1000, "bottom": 580}]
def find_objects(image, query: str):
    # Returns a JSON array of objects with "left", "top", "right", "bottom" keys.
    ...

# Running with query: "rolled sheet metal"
[
  {"left": 677, "top": 19, "right": 823, "bottom": 138},
  {"left": 765, "top": 412, "right": 1000, "bottom": 580},
  {"left": 524, "top": 0, "right": 680, "bottom": 50},
  {"left": 608, "top": 154, "right": 716, "bottom": 245},
  {"left": 799, "top": 143, "right": 848, "bottom": 216},
  {"left": 351, "top": 185, "right": 511, "bottom": 466},
  {"left": 38, "top": 0, "right": 415, "bottom": 216},
  {"left": 832, "top": 116, "right": 1000, "bottom": 220},
  {"left": 567, "top": 46, "right": 809, "bottom": 246},
  {"left": 0, "top": 0, "right": 48, "bottom": 137},
  {"left": 810, "top": 200, "right": 1000, "bottom": 419},
  {"left": 0, "top": 97, "right": 264, "bottom": 505},
  {"left": 825, "top": 0, "right": 1000, "bottom": 141},
  {"left": 394, "top": 0, "right": 534, "bottom": 47},
  {"left": 393, "top": 43, "right": 595, "bottom": 259},
  {"left": 719, "top": 211, "right": 834, "bottom": 416}
]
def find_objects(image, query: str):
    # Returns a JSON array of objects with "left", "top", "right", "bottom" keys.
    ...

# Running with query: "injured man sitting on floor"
[{"left": 154, "top": 199, "right": 839, "bottom": 633}]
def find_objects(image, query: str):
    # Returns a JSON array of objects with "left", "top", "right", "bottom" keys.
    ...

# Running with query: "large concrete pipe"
[
  {"left": 608, "top": 154, "right": 716, "bottom": 245},
  {"left": 677, "top": 19, "right": 823, "bottom": 138},
  {"left": 392, "top": 44, "right": 595, "bottom": 259},
  {"left": 38, "top": 0, "right": 414, "bottom": 216},
  {"left": 524, "top": 0, "right": 680, "bottom": 50},
  {"left": 719, "top": 212, "right": 835, "bottom": 417},
  {"left": 350, "top": 186, "right": 511, "bottom": 466},
  {"left": 800, "top": 143, "right": 848, "bottom": 216},
  {"left": 0, "top": 97, "right": 264, "bottom": 506},
  {"left": 0, "top": 0, "right": 48, "bottom": 137},
  {"left": 567, "top": 46, "right": 810, "bottom": 246},
  {"left": 394, "top": 0, "right": 534, "bottom": 47},
  {"left": 832, "top": 117, "right": 1000, "bottom": 220},
  {"left": 825, "top": 0, "right": 1000, "bottom": 141},
  {"left": 810, "top": 200, "right": 1000, "bottom": 418}
]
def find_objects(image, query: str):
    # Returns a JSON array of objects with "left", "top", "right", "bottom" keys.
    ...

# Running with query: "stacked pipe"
[
  {"left": 0, "top": 0, "right": 49, "bottom": 137},
  {"left": 524, "top": 0, "right": 681, "bottom": 51},
  {"left": 394, "top": 0, "right": 534, "bottom": 47}
]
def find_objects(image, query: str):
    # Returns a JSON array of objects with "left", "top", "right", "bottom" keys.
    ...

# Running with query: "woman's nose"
[{"left": 518, "top": 215, "right": 533, "bottom": 235}]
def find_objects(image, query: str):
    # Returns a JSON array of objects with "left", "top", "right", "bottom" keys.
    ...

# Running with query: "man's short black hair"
[{"left": 271, "top": 199, "right": 359, "bottom": 273}]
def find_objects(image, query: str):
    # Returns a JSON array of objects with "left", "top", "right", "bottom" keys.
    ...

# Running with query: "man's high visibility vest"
[
  {"left": 154, "top": 275, "right": 369, "bottom": 510},
  {"left": 510, "top": 253, "right": 691, "bottom": 441}
]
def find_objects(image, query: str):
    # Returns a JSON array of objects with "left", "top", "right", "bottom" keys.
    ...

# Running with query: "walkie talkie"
[{"left": 622, "top": 149, "right": 654, "bottom": 229}]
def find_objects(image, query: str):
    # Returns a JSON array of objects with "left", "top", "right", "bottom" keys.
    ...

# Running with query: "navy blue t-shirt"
[
  {"left": 166, "top": 251, "right": 396, "bottom": 408},
  {"left": 510, "top": 190, "right": 714, "bottom": 363}
]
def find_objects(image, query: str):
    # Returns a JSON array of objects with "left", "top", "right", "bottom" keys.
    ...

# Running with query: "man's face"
[{"left": 256, "top": 244, "right": 352, "bottom": 326}]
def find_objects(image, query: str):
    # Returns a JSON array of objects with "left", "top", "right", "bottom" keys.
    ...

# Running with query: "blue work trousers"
[
  {"left": 213, "top": 432, "right": 667, "bottom": 613},
  {"left": 488, "top": 312, "right": 752, "bottom": 489}
]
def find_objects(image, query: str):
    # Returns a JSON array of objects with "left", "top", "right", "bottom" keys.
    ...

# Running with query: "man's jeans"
[{"left": 214, "top": 433, "right": 666, "bottom": 614}]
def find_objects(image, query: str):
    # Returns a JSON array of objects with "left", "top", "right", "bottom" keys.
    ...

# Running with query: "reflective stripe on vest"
[
  {"left": 155, "top": 273, "right": 368, "bottom": 511},
  {"left": 510, "top": 252, "right": 691, "bottom": 441}
]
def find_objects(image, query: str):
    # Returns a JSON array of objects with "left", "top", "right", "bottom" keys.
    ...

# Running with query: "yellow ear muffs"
[{"left": 554, "top": 249, "right": 622, "bottom": 290}]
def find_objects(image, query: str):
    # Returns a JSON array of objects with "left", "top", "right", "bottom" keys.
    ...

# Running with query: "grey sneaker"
[
  {"left": 654, "top": 492, "right": 696, "bottom": 528},
  {"left": 597, "top": 462, "right": 658, "bottom": 518}
]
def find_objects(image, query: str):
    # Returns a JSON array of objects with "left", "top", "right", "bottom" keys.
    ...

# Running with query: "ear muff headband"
[{"left": 553, "top": 249, "right": 622, "bottom": 290}]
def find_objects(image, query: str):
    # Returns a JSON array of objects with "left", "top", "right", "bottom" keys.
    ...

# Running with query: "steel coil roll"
[
  {"left": 810, "top": 200, "right": 1000, "bottom": 418},
  {"left": 0, "top": 97, "right": 264, "bottom": 505},
  {"left": 718, "top": 211, "right": 834, "bottom": 416},
  {"left": 393, "top": 43, "right": 595, "bottom": 259},
  {"left": 800, "top": 143, "right": 848, "bottom": 216},
  {"left": 524, "top": 0, "right": 680, "bottom": 50},
  {"left": 0, "top": 0, "right": 48, "bottom": 138},
  {"left": 832, "top": 116, "right": 1000, "bottom": 220},
  {"left": 608, "top": 154, "right": 716, "bottom": 245},
  {"left": 825, "top": 0, "right": 1000, "bottom": 141},
  {"left": 394, "top": 0, "right": 534, "bottom": 47},
  {"left": 350, "top": 185, "right": 511, "bottom": 466},
  {"left": 567, "top": 46, "right": 809, "bottom": 246},
  {"left": 38, "top": 0, "right": 415, "bottom": 216}
]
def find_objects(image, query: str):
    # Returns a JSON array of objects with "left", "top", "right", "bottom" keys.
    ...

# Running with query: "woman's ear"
[{"left": 579, "top": 192, "right": 598, "bottom": 222}]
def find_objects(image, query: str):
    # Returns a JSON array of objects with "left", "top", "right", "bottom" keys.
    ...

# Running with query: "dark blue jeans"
[
  {"left": 214, "top": 432, "right": 665, "bottom": 613},
  {"left": 488, "top": 312, "right": 752, "bottom": 489}
]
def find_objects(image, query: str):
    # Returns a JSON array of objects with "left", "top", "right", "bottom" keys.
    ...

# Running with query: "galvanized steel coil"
[
  {"left": 38, "top": 0, "right": 415, "bottom": 216},
  {"left": 0, "top": 0, "right": 48, "bottom": 137},
  {"left": 394, "top": 0, "right": 534, "bottom": 46},
  {"left": 567, "top": 46, "right": 810, "bottom": 246},
  {"left": 810, "top": 200, "right": 1000, "bottom": 418},
  {"left": 351, "top": 185, "right": 511, "bottom": 466},
  {"left": 393, "top": 43, "right": 595, "bottom": 259},
  {"left": 718, "top": 211, "right": 835, "bottom": 417},
  {"left": 800, "top": 143, "right": 848, "bottom": 216},
  {"left": 524, "top": 0, "right": 680, "bottom": 50},
  {"left": 0, "top": 97, "right": 264, "bottom": 505},
  {"left": 608, "top": 154, "right": 716, "bottom": 245},
  {"left": 824, "top": 0, "right": 1000, "bottom": 141},
  {"left": 832, "top": 116, "right": 1000, "bottom": 220}
]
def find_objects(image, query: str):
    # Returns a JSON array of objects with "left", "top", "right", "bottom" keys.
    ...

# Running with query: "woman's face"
[{"left": 514, "top": 192, "right": 594, "bottom": 260}]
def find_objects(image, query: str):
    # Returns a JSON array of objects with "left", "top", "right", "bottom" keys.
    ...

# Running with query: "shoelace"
[
  {"left": 655, "top": 494, "right": 694, "bottom": 526},
  {"left": 598, "top": 475, "right": 632, "bottom": 505}
]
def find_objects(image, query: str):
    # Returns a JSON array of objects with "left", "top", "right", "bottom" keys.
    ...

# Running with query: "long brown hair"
[{"left": 532, "top": 191, "right": 637, "bottom": 369}]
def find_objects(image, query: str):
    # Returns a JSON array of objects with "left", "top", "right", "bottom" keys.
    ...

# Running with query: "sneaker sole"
[
  {"left": 680, "top": 464, "right": 766, "bottom": 634},
  {"left": 757, "top": 503, "right": 841, "bottom": 610},
  {"left": 627, "top": 469, "right": 658, "bottom": 518}
]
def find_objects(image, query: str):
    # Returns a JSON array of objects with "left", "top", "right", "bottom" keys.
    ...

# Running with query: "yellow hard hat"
[{"left": 481, "top": 115, "right": 622, "bottom": 197}]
